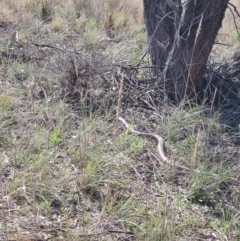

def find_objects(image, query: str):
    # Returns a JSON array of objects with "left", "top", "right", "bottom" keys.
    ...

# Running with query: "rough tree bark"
[{"left": 143, "top": 0, "right": 229, "bottom": 100}]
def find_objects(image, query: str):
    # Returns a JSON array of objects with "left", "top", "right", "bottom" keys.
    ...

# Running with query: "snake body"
[
  {"left": 119, "top": 117, "right": 168, "bottom": 162},
  {"left": 119, "top": 117, "right": 232, "bottom": 192},
  {"left": 119, "top": 116, "right": 194, "bottom": 172}
]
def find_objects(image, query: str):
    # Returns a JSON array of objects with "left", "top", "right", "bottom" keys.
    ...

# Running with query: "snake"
[
  {"left": 119, "top": 116, "right": 195, "bottom": 172},
  {"left": 119, "top": 117, "right": 168, "bottom": 161},
  {"left": 118, "top": 117, "right": 233, "bottom": 193}
]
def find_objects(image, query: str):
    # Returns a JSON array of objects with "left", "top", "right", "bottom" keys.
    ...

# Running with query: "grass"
[
  {"left": 0, "top": 0, "right": 240, "bottom": 240},
  {"left": 213, "top": 0, "right": 240, "bottom": 60}
]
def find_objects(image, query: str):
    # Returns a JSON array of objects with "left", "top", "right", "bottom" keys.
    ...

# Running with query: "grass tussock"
[{"left": 0, "top": 0, "right": 240, "bottom": 240}]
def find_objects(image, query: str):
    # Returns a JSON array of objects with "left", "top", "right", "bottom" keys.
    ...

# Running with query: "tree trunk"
[{"left": 143, "top": 0, "right": 229, "bottom": 101}]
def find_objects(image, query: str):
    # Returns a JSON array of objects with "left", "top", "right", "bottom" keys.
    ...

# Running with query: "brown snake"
[
  {"left": 119, "top": 117, "right": 232, "bottom": 191},
  {"left": 119, "top": 117, "right": 198, "bottom": 172}
]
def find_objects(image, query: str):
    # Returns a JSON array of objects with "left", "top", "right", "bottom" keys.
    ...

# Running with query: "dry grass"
[
  {"left": 0, "top": 1, "right": 240, "bottom": 241},
  {"left": 213, "top": 0, "right": 240, "bottom": 60}
]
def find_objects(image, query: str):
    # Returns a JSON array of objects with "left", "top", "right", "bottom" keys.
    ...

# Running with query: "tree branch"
[
  {"left": 166, "top": 0, "right": 180, "bottom": 31},
  {"left": 227, "top": 2, "right": 240, "bottom": 40}
]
